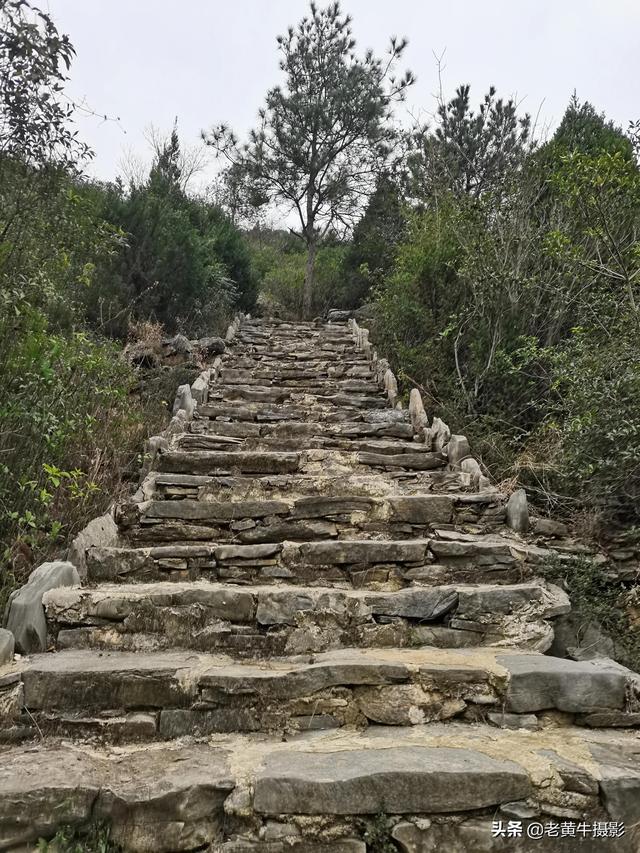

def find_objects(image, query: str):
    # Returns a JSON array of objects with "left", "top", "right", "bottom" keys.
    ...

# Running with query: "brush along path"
[{"left": 1, "top": 317, "right": 639, "bottom": 852}]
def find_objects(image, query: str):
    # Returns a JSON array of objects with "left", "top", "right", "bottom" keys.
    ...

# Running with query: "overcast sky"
[{"left": 47, "top": 0, "right": 640, "bottom": 190}]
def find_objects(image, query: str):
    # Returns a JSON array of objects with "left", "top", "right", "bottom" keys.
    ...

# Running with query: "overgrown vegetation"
[
  {"left": 37, "top": 820, "right": 122, "bottom": 853},
  {"left": 240, "top": 66, "right": 640, "bottom": 530},
  {"left": 541, "top": 555, "right": 640, "bottom": 671},
  {"left": 358, "top": 813, "right": 398, "bottom": 852},
  {"left": 0, "top": 0, "right": 256, "bottom": 594},
  {"left": 2, "top": 0, "right": 639, "bottom": 612}
]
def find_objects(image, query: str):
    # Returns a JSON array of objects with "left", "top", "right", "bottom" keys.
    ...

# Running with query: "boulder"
[
  {"left": 408, "top": 389, "right": 429, "bottom": 435},
  {"left": 326, "top": 309, "right": 352, "bottom": 323},
  {"left": 5, "top": 561, "right": 80, "bottom": 654},
  {"left": 431, "top": 417, "right": 451, "bottom": 452},
  {"left": 506, "top": 489, "right": 529, "bottom": 534},
  {"left": 194, "top": 336, "right": 225, "bottom": 358},
  {"left": 446, "top": 435, "right": 471, "bottom": 467},
  {"left": 67, "top": 510, "right": 118, "bottom": 580},
  {"left": 172, "top": 384, "right": 195, "bottom": 418},
  {"left": 533, "top": 517, "right": 569, "bottom": 538},
  {"left": 163, "top": 333, "right": 192, "bottom": 356}
]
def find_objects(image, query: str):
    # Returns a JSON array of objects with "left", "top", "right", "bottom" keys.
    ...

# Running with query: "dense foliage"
[
  {"left": 371, "top": 93, "right": 640, "bottom": 527},
  {"left": 2, "top": 0, "right": 639, "bottom": 607},
  {"left": 0, "top": 1, "right": 256, "bottom": 595}
]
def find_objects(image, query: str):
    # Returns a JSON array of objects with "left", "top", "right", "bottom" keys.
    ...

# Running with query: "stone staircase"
[{"left": 1, "top": 317, "right": 640, "bottom": 852}]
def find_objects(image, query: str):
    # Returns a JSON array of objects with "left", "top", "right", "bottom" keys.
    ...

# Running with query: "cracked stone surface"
[{"left": 3, "top": 317, "right": 640, "bottom": 852}]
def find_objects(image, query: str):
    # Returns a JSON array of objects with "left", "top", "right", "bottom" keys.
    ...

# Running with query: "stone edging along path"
[{"left": 0, "top": 313, "right": 639, "bottom": 852}]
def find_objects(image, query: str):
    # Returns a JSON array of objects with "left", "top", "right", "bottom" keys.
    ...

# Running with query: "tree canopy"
[{"left": 206, "top": 1, "right": 413, "bottom": 315}]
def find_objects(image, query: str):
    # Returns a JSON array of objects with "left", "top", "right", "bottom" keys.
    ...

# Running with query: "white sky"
[{"left": 47, "top": 0, "right": 640, "bottom": 196}]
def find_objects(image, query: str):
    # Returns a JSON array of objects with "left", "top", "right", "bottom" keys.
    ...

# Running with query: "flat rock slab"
[
  {"left": 499, "top": 654, "right": 632, "bottom": 713},
  {"left": 0, "top": 743, "right": 233, "bottom": 852},
  {"left": 157, "top": 450, "right": 300, "bottom": 475},
  {"left": 290, "top": 540, "right": 431, "bottom": 565},
  {"left": 254, "top": 746, "right": 530, "bottom": 814}
]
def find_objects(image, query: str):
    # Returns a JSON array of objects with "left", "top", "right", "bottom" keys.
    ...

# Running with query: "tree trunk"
[{"left": 302, "top": 238, "right": 317, "bottom": 318}]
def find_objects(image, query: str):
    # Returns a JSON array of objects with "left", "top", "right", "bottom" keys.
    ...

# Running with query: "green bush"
[
  {"left": 0, "top": 292, "right": 182, "bottom": 611},
  {"left": 259, "top": 243, "right": 347, "bottom": 317},
  {"left": 37, "top": 820, "right": 122, "bottom": 853}
]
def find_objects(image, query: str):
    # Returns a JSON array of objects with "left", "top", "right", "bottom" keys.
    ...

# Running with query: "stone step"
[
  {"left": 219, "top": 365, "right": 374, "bottom": 383},
  {"left": 154, "top": 447, "right": 447, "bottom": 481},
  {"left": 198, "top": 401, "right": 408, "bottom": 424},
  {"left": 156, "top": 449, "right": 300, "bottom": 475},
  {"left": 177, "top": 433, "right": 430, "bottom": 456},
  {"left": 208, "top": 379, "right": 380, "bottom": 396},
  {"left": 226, "top": 356, "right": 371, "bottom": 372},
  {"left": 205, "top": 389, "right": 389, "bottom": 410},
  {"left": 43, "top": 579, "right": 569, "bottom": 656},
  {"left": 6, "top": 647, "right": 638, "bottom": 743},
  {"left": 191, "top": 418, "right": 414, "bottom": 440},
  {"left": 86, "top": 528, "right": 549, "bottom": 589},
  {"left": 117, "top": 495, "right": 509, "bottom": 549},
  {"left": 2, "top": 724, "right": 639, "bottom": 852},
  {"left": 144, "top": 469, "right": 478, "bottom": 503}
]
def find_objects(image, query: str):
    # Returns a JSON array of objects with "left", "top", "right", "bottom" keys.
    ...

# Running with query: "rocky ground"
[{"left": 1, "top": 317, "right": 639, "bottom": 852}]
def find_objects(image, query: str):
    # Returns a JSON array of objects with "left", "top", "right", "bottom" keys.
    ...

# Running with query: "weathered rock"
[
  {"left": 364, "top": 588, "right": 458, "bottom": 619},
  {"left": 430, "top": 417, "right": 451, "bottom": 452},
  {"left": 0, "top": 629, "right": 14, "bottom": 665},
  {"left": 534, "top": 517, "right": 569, "bottom": 537},
  {"left": 293, "top": 540, "right": 429, "bottom": 565},
  {"left": 0, "top": 743, "right": 233, "bottom": 851},
  {"left": 446, "top": 434, "right": 471, "bottom": 466},
  {"left": 487, "top": 711, "right": 539, "bottom": 730},
  {"left": 292, "top": 496, "right": 377, "bottom": 518},
  {"left": 195, "top": 336, "right": 226, "bottom": 357},
  {"left": 499, "top": 654, "right": 629, "bottom": 713},
  {"left": 172, "top": 383, "right": 195, "bottom": 418},
  {"left": 408, "top": 389, "right": 429, "bottom": 435},
  {"left": 388, "top": 495, "right": 454, "bottom": 525},
  {"left": 506, "top": 488, "right": 530, "bottom": 534},
  {"left": 67, "top": 510, "right": 118, "bottom": 580},
  {"left": 5, "top": 561, "right": 80, "bottom": 654},
  {"left": 141, "top": 499, "right": 289, "bottom": 521},
  {"left": 253, "top": 747, "right": 530, "bottom": 814}
]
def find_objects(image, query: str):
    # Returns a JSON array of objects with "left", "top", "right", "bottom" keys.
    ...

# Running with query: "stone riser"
[
  {"left": 7, "top": 646, "right": 637, "bottom": 747},
  {"left": 2, "top": 725, "right": 639, "bottom": 853},
  {"left": 154, "top": 449, "right": 447, "bottom": 478},
  {"left": 86, "top": 535, "right": 536, "bottom": 588},
  {"left": 218, "top": 368, "right": 374, "bottom": 383},
  {"left": 198, "top": 402, "right": 407, "bottom": 423},
  {"left": 207, "top": 380, "right": 380, "bottom": 396},
  {"left": 174, "top": 436, "right": 438, "bottom": 467},
  {"left": 121, "top": 521, "right": 511, "bottom": 550},
  {"left": 146, "top": 470, "right": 476, "bottom": 502},
  {"left": 43, "top": 579, "right": 567, "bottom": 657},
  {"left": 120, "top": 495, "right": 508, "bottom": 545},
  {"left": 191, "top": 419, "right": 414, "bottom": 440}
]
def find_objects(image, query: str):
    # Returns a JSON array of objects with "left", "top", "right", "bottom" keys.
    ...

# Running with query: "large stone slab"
[
  {"left": 21, "top": 650, "right": 203, "bottom": 712},
  {"left": 388, "top": 495, "right": 454, "bottom": 524},
  {"left": 292, "top": 540, "right": 430, "bottom": 565},
  {"left": 253, "top": 747, "right": 530, "bottom": 814},
  {"left": 157, "top": 450, "right": 300, "bottom": 475},
  {"left": 358, "top": 451, "right": 446, "bottom": 470},
  {"left": 141, "top": 499, "right": 290, "bottom": 521},
  {"left": 0, "top": 743, "right": 233, "bottom": 852},
  {"left": 5, "top": 561, "right": 80, "bottom": 653},
  {"left": 499, "top": 654, "right": 629, "bottom": 713}
]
